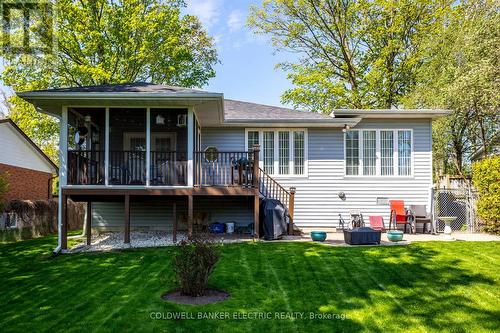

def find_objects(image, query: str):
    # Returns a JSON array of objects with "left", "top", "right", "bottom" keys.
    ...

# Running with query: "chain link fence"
[{"left": 433, "top": 187, "right": 478, "bottom": 232}]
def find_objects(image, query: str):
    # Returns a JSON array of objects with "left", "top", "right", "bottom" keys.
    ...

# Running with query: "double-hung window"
[
  {"left": 345, "top": 129, "right": 412, "bottom": 176},
  {"left": 246, "top": 129, "right": 307, "bottom": 176}
]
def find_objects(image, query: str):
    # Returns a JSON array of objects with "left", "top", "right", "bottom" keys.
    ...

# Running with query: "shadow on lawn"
[
  {"left": 0, "top": 238, "right": 498, "bottom": 333},
  {"left": 267, "top": 242, "right": 499, "bottom": 332}
]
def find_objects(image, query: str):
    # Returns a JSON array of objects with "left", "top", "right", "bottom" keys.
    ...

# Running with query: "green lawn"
[{"left": 1, "top": 237, "right": 499, "bottom": 333}]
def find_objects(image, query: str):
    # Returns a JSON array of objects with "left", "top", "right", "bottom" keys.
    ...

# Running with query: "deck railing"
[
  {"left": 194, "top": 150, "right": 255, "bottom": 187},
  {"left": 68, "top": 150, "right": 105, "bottom": 185},
  {"left": 258, "top": 167, "right": 291, "bottom": 207},
  {"left": 150, "top": 151, "right": 187, "bottom": 186},
  {"left": 258, "top": 166, "right": 296, "bottom": 234},
  {"left": 68, "top": 150, "right": 187, "bottom": 186},
  {"left": 109, "top": 150, "right": 147, "bottom": 185}
]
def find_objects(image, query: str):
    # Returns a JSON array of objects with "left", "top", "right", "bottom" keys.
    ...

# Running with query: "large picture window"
[
  {"left": 345, "top": 129, "right": 413, "bottom": 176},
  {"left": 245, "top": 129, "right": 307, "bottom": 176}
]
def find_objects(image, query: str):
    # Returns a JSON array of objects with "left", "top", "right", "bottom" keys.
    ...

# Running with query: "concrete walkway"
[{"left": 292, "top": 227, "right": 500, "bottom": 246}]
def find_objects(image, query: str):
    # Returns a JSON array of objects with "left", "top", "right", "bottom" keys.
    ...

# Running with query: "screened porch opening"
[{"left": 67, "top": 107, "right": 188, "bottom": 186}]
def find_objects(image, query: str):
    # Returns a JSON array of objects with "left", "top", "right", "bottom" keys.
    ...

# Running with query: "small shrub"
[
  {"left": 472, "top": 156, "right": 500, "bottom": 234},
  {"left": 172, "top": 234, "right": 220, "bottom": 297}
]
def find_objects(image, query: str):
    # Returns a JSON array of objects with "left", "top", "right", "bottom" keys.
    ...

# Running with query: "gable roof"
[
  {"left": 23, "top": 82, "right": 217, "bottom": 95},
  {"left": 0, "top": 119, "right": 58, "bottom": 172},
  {"left": 16, "top": 82, "right": 450, "bottom": 126}
]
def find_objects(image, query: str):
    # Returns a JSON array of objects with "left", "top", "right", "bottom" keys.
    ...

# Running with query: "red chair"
[
  {"left": 369, "top": 216, "right": 385, "bottom": 232},
  {"left": 389, "top": 200, "right": 412, "bottom": 233}
]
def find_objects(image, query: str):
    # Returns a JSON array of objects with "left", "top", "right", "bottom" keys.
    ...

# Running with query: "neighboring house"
[
  {"left": 17, "top": 83, "right": 449, "bottom": 250},
  {"left": 0, "top": 119, "right": 58, "bottom": 202}
]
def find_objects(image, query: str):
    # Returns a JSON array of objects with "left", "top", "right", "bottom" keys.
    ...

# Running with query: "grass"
[{"left": 1, "top": 237, "right": 499, "bottom": 333}]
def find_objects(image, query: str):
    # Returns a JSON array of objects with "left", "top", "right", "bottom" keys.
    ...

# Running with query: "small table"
[{"left": 438, "top": 216, "right": 456, "bottom": 241}]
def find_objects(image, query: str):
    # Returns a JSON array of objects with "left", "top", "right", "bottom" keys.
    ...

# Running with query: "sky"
[
  {"left": 184, "top": 0, "right": 294, "bottom": 106},
  {"left": 0, "top": 0, "right": 294, "bottom": 111}
]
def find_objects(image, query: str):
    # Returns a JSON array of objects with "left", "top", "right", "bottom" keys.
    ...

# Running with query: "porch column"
[
  {"left": 61, "top": 194, "right": 68, "bottom": 250},
  {"left": 57, "top": 107, "right": 68, "bottom": 250},
  {"left": 187, "top": 107, "right": 194, "bottom": 187},
  {"left": 252, "top": 144, "right": 260, "bottom": 188},
  {"left": 172, "top": 201, "right": 177, "bottom": 243},
  {"left": 254, "top": 194, "right": 260, "bottom": 239},
  {"left": 86, "top": 202, "right": 92, "bottom": 245},
  {"left": 104, "top": 107, "right": 110, "bottom": 186},
  {"left": 124, "top": 195, "right": 130, "bottom": 244},
  {"left": 146, "top": 107, "right": 151, "bottom": 186},
  {"left": 187, "top": 195, "right": 193, "bottom": 237}
]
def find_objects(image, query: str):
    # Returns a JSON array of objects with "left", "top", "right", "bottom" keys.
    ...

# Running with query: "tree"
[
  {"left": 248, "top": 0, "right": 449, "bottom": 112},
  {"left": 1, "top": 0, "right": 218, "bottom": 162},
  {"left": 405, "top": 0, "right": 500, "bottom": 176}
]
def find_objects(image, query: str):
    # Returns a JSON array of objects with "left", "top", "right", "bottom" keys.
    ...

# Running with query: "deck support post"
[
  {"left": 254, "top": 194, "right": 260, "bottom": 239},
  {"left": 124, "top": 195, "right": 130, "bottom": 244},
  {"left": 187, "top": 195, "right": 193, "bottom": 238},
  {"left": 252, "top": 144, "right": 260, "bottom": 188},
  {"left": 172, "top": 201, "right": 177, "bottom": 243},
  {"left": 288, "top": 187, "right": 296, "bottom": 235},
  {"left": 61, "top": 194, "right": 68, "bottom": 250},
  {"left": 86, "top": 201, "right": 92, "bottom": 245}
]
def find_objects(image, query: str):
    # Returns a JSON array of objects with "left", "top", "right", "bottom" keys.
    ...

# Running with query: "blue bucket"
[{"left": 209, "top": 223, "right": 225, "bottom": 234}]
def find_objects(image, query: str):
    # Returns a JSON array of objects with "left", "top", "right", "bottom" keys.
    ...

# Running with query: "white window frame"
[
  {"left": 245, "top": 128, "right": 308, "bottom": 177},
  {"left": 344, "top": 128, "right": 414, "bottom": 177}
]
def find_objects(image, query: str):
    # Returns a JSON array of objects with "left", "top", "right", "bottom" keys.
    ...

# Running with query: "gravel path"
[{"left": 69, "top": 231, "right": 252, "bottom": 253}]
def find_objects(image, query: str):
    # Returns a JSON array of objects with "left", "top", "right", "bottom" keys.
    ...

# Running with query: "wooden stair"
[{"left": 257, "top": 167, "right": 296, "bottom": 234}]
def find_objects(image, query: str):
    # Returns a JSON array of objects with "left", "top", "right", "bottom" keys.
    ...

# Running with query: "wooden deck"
[
  {"left": 60, "top": 186, "right": 260, "bottom": 251},
  {"left": 59, "top": 146, "right": 295, "bottom": 251}
]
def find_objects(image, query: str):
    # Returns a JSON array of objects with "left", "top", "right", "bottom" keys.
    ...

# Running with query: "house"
[
  {"left": 0, "top": 119, "right": 58, "bottom": 202},
  {"left": 17, "top": 82, "right": 449, "bottom": 250}
]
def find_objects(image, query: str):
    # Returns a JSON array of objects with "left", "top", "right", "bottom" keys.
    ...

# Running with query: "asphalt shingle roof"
[
  {"left": 224, "top": 99, "right": 330, "bottom": 121},
  {"left": 24, "top": 82, "right": 215, "bottom": 95}
]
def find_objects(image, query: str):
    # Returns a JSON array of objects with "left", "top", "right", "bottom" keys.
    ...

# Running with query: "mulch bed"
[{"left": 161, "top": 289, "right": 230, "bottom": 305}]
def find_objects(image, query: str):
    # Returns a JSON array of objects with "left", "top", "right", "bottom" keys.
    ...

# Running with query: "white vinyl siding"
[
  {"left": 362, "top": 130, "right": 376, "bottom": 175},
  {"left": 380, "top": 130, "right": 394, "bottom": 175},
  {"left": 94, "top": 120, "right": 432, "bottom": 230},
  {"left": 278, "top": 131, "right": 290, "bottom": 174},
  {"left": 398, "top": 130, "right": 412, "bottom": 176},
  {"left": 345, "top": 129, "right": 413, "bottom": 177},
  {"left": 263, "top": 131, "right": 275, "bottom": 174}
]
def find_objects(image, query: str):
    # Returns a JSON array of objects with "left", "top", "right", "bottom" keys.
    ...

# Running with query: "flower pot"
[
  {"left": 386, "top": 230, "right": 404, "bottom": 242},
  {"left": 310, "top": 231, "right": 327, "bottom": 242}
]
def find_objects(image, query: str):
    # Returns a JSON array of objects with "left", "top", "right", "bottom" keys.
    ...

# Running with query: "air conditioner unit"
[{"left": 177, "top": 114, "right": 187, "bottom": 127}]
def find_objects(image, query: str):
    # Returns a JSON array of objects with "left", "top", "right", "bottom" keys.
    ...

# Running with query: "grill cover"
[{"left": 259, "top": 198, "right": 289, "bottom": 240}]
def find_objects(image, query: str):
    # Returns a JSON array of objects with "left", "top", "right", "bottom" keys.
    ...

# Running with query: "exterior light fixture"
[
  {"left": 342, "top": 124, "right": 350, "bottom": 133},
  {"left": 156, "top": 114, "right": 165, "bottom": 125}
]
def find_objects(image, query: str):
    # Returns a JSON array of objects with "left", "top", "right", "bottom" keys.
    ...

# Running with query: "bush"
[
  {"left": 472, "top": 156, "right": 500, "bottom": 234},
  {"left": 2, "top": 199, "right": 84, "bottom": 241},
  {"left": 172, "top": 234, "right": 220, "bottom": 297}
]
